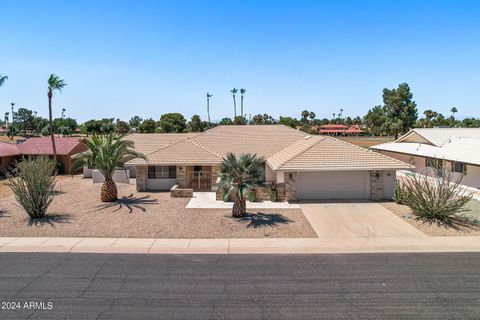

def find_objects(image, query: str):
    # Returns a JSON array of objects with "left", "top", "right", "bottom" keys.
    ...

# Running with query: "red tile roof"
[
  {"left": 0, "top": 142, "right": 20, "bottom": 157},
  {"left": 17, "top": 137, "right": 84, "bottom": 155}
]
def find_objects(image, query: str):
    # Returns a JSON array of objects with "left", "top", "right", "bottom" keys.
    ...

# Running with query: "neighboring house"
[
  {"left": 371, "top": 128, "right": 480, "bottom": 189},
  {"left": 316, "top": 124, "right": 363, "bottom": 136},
  {"left": 0, "top": 142, "right": 20, "bottom": 174},
  {"left": 127, "top": 125, "right": 409, "bottom": 201},
  {"left": 0, "top": 137, "right": 87, "bottom": 174}
]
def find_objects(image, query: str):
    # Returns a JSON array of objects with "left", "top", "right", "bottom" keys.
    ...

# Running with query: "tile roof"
[
  {"left": 0, "top": 142, "right": 20, "bottom": 157},
  {"left": 16, "top": 137, "right": 84, "bottom": 155},
  {"left": 268, "top": 136, "right": 410, "bottom": 171},
  {"left": 126, "top": 133, "right": 198, "bottom": 154},
  {"left": 372, "top": 137, "right": 480, "bottom": 166},
  {"left": 126, "top": 125, "right": 409, "bottom": 171},
  {"left": 397, "top": 128, "right": 480, "bottom": 146},
  {"left": 189, "top": 125, "right": 307, "bottom": 158}
]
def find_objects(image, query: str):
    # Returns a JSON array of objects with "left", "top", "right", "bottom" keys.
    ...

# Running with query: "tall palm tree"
[
  {"left": 47, "top": 74, "right": 66, "bottom": 160},
  {"left": 451, "top": 107, "right": 458, "bottom": 118},
  {"left": 71, "top": 134, "right": 145, "bottom": 202},
  {"left": 218, "top": 153, "right": 264, "bottom": 217},
  {"left": 240, "top": 88, "right": 246, "bottom": 124},
  {"left": 4, "top": 112, "right": 9, "bottom": 126},
  {"left": 332, "top": 113, "right": 336, "bottom": 119},
  {"left": 231, "top": 88, "right": 238, "bottom": 118},
  {"left": 339, "top": 108, "right": 344, "bottom": 119},
  {"left": 0, "top": 74, "right": 7, "bottom": 87},
  {"left": 206, "top": 92, "right": 212, "bottom": 125},
  {"left": 10, "top": 102, "right": 15, "bottom": 123}
]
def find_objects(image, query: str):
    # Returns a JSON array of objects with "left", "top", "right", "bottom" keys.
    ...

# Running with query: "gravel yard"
[
  {"left": 380, "top": 201, "right": 480, "bottom": 236},
  {"left": 0, "top": 176, "right": 316, "bottom": 238}
]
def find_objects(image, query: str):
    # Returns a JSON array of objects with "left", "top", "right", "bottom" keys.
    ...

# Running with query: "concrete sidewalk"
[{"left": 1, "top": 236, "right": 480, "bottom": 254}]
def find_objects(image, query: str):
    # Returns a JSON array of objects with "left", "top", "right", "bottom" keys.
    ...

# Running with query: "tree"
[
  {"left": 382, "top": 83, "right": 418, "bottom": 139},
  {"left": 6, "top": 125, "right": 19, "bottom": 140},
  {"left": 83, "top": 119, "right": 103, "bottom": 135},
  {"left": 206, "top": 93, "right": 212, "bottom": 125},
  {"left": 308, "top": 111, "right": 316, "bottom": 123},
  {"left": 364, "top": 105, "right": 387, "bottom": 136},
  {"left": 219, "top": 117, "right": 233, "bottom": 125},
  {"left": 339, "top": 108, "right": 344, "bottom": 119},
  {"left": 116, "top": 120, "right": 130, "bottom": 134},
  {"left": 0, "top": 74, "right": 7, "bottom": 87},
  {"left": 451, "top": 107, "right": 458, "bottom": 118},
  {"left": 47, "top": 74, "right": 66, "bottom": 160},
  {"left": 159, "top": 113, "right": 187, "bottom": 133},
  {"left": 279, "top": 116, "right": 297, "bottom": 128},
  {"left": 138, "top": 118, "right": 157, "bottom": 133},
  {"left": 422, "top": 109, "right": 438, "bottom": 128},
  {"left": 71, "top": 134, "right": 145, "bottom": 202},
  {"left": 129, "top": 116, "right": 143, "bottom": 129},
  {"left": 218, "top": 153, "right": 264, "bottom": 217},
  {"left": 16, "top": 108, "right": 34, "bottom": 135},
  {"left": 240, "top": 88, "right": 246, "bottom": 123},
  {"left": 250, "top": 114, "right": 276, "bottom": 125},
  {"left": 187, "top": 115, "right": 206, "bottom": 132},
  {"left": 32, "top": 117, "right": 49, "bottom": 134},
  {"left": 234, "top": 115, "right": 245, "bottom": 125},
  {"left": 231, "top": 88, "right": 238, "bottom": 118},
  {"left": 301, "top": 110, "right": 310, "bottom": 124}
]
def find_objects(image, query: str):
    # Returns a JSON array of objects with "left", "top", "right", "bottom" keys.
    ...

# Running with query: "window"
[
  {"left": 425, "top": 157, "right": 443, "bottom": 169},
  {"left": 451, "top": 162, "right": 467, "bottom": 174},
  {"left": 148, "top": 166, "right": 176, "bottom": 179}
]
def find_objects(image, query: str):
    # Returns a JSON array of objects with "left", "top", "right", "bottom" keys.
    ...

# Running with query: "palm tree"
[
  {"left": 10, "top": 103, "right": 15, "bottom": 123},
  {"left": 240, "top": 88, "right": 246, "bottom": 124},
  {"left": 4, "top": 112, "right": 9, "bottom": 127},
  {"left": 451, "top": 107, "right": 458, "bottom": 118},
  {"left": 339, "top": 108, "right": 344, "bottom": 119},
  {"left": 71, "top": 134, "right": 145, "bottom": 202},
  {"left": 332, "top": 113, "right": 336, "bottom": 119},
  {"left": 231, "top": 88, "right": 238, "bottom": 118},
  {"left": 218, "top": 153, "right": 264, "bottom": 217},
  {"left": 309, "top": 111, "right": 316, "bottom": 124},
  {"left": 0, "top": 74, "right": 7, "bottom": 87},
  {"left": 206, "top": 92, "right": 212, "bottom": 125},
  {"left": 47, "top": 74, "right": 66, "bottom": 160}
]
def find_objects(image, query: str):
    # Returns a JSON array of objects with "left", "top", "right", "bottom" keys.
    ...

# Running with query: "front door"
[{"left": 187, "top": 166, "right": 212, "bottom": 190}]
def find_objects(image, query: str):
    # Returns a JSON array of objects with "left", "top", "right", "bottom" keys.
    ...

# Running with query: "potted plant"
[
  {"left": 268, "top": 182, "right": 277, "bottom": 202},
  {"left": 247, "top": 189, "right": 256, "bottom": 202}
]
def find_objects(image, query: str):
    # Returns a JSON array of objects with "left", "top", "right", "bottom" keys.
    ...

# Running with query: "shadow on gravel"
[
  {"left": 94, "top": 194, "right": 158, "bottom": 213},
  {"left": 0, "top": 209, "right": 10, "bottom": 218},
  {"left": 237, "top": 212, "right": 292, "bottom": 229},
  {"left": 27, "top": 213, "right": 73, "bottom": 227}
]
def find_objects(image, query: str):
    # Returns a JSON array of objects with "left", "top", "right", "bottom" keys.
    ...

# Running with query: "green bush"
[
  {"left": 392, "top": 182, "right": 404, "bottom": 204},
  {"left": 402, "top": 166, "right": 472, "bottom": 224},
  {"left": 7, "top": 157, "right": 59, "bottom": 220}
]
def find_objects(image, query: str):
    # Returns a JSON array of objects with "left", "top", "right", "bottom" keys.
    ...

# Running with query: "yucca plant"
[
  {"left": 392, "top": 182, "right": 404, "bottom": 204},
  {"left": 218, "top": 153, "right": 264, "bottom": 217},
  {"left": 7, "top": 157, "right": 59, "bottom": 220},
  {"left": 402, "top": 165, "right": 472, "bottom": 224},
  {"left": 71, "top": 134, "right": 145, "bottom": 202}
]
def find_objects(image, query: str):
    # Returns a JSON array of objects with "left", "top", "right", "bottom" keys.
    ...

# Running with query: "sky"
[{"left": 0, "top": 0, "right": 479, "bottom": 123}]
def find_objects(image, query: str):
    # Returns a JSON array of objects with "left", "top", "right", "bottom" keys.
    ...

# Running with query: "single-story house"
[
  {"left": 0, "top": 137, "right": 87, "bottom": 174},
  {"left": 370, "top": 128, "right": 480, "bottom": 189},
  {"left": 127, "top": 125, "right": 409, "bottom": 201},
  {"left": 0, "top": 142, "right": 20, "bottom": 174}
]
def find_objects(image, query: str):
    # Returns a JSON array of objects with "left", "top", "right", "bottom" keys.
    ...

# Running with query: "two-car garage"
[{"left": 295, "top": 170, "right": 396, "bottom": 201}]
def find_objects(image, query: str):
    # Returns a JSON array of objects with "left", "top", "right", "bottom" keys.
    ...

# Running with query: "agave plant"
[
  {"left": 218, "top": 153, "right": 264, "bottom": 217},
  {"left": 71, "top": 134, "right": 145, "bottom": 202}
]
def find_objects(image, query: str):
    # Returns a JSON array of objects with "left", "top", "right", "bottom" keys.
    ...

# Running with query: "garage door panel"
[{"left": 297, "top": 171, "right": 368, "bottom": 200}]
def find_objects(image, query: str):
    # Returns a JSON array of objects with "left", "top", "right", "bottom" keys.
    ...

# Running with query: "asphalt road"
[{"left": 0, "top": 253, "right": 479, "bottom": 320}]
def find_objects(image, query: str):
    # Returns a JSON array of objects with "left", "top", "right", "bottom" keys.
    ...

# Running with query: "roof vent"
[{"left": 304, "top": 135, "right": 311, "bottom": 140}]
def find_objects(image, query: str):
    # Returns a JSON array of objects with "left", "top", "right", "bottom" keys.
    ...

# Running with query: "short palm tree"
[
  {"left": 71, "top": 134, "right": 145, "bottom": 202},
  {"left": 218, "top": 153, "right": 264, "bottom": 217},
  {"left": 47, "top": 74, "right": 66, "bottom": 160},
  {"left": 0, "top": 74, "right": 7, "bottom": 87}
]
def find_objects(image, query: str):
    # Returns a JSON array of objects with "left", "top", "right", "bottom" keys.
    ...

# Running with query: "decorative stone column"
[
  {"left": 369, "top": 170, "right": 384, "bottom": 201},
  {"left": 285, "top": 172, "right": 297, "bottom": 202},
  {"left": 176, "top": 166, "right": 187, "bottom": 188},
  {"left": 211, "top": 165, "right": 220, "bottom": 188},
  {"left": 136, "top": 166, "right": 147, "bottom": 192}
]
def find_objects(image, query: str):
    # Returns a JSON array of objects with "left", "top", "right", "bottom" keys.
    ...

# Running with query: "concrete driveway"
[{"left": 300, "top": 203, "right": 426, "bottom": 238}]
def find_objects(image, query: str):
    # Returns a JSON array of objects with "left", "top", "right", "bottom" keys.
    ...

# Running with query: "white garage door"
[{"left": 297, "top": 171, "right": 369, "bottom": 200}]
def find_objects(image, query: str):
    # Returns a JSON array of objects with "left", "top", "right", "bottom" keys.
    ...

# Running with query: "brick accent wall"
[
  {"left": 136, "top": 166, "right": 147, "bottom": 191},
  {"left": 176, "top": 166, "right": 187, "bottom": 188},
  {"left": 369, "top": 170, "right": 384, "bottom": 201}
]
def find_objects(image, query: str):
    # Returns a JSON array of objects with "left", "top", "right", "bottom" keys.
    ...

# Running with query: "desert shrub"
[
  {"left": 392, "top": 182, "right": 404, "bottom": 204},
  {"left": 7, "top": 157, "right": 59, "bottom": 220},
  {"left": 402, "top": 166, "right": 472, "bottom": 224}
]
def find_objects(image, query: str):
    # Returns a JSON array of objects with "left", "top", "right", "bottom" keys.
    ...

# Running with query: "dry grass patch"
[
  {"left": 0, "top": 175, "right": 316, "bottom": 238},
  {"left": 380, "top": 201, "right": 480, "bottom": 236}
]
